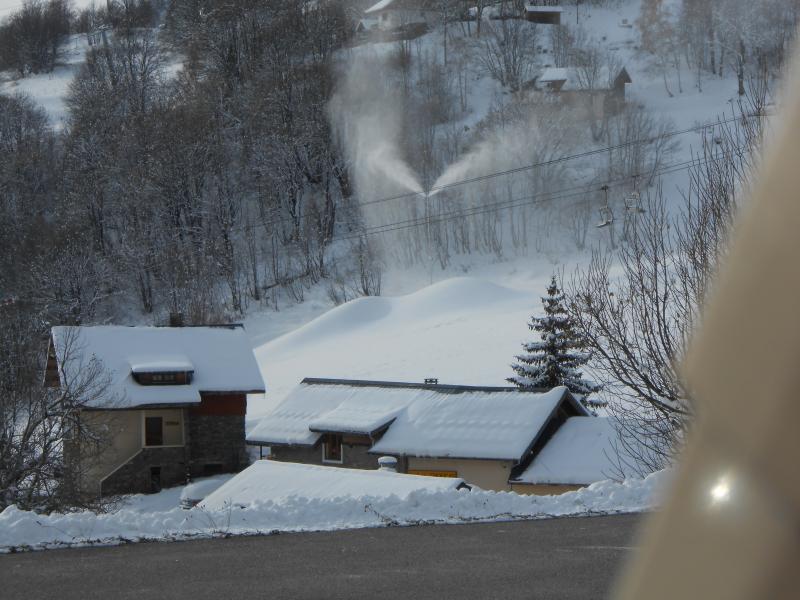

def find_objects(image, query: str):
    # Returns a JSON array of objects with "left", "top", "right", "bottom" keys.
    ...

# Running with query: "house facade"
[
  {"left": 363, "top": 0, "right": 438, "bottom": 32},
  {"left": 247, "top": 378, "right": 594, "bottom": 493},
  {"left": 48, "top": 325, "right": 265, "bottom": 496}
]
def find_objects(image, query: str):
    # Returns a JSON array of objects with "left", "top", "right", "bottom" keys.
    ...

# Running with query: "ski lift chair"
[
  {"left": 625, "top": 190, "right": 645, "bottom": 214},
  {"left": 597, "top": 206, "right": 614, "bottom": 228}
]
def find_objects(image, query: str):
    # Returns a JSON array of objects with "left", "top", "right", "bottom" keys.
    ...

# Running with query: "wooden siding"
[{"left": 192, "top": 393, "right": 247, "bottom": 416}]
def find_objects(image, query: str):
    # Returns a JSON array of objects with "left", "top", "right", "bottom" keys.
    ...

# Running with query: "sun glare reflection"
[{"left": 710, "top": 478, "right": 731, "bottom": 504}]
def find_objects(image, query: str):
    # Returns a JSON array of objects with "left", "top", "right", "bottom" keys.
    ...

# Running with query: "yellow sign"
[{"left": 408, "top": 469, "right": 458, "bottom": 478}]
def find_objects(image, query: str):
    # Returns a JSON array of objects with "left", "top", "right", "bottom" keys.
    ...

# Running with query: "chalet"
[
  {"left": 535, "top": 65, "right": 632, "bottom": 114},
  {"left": 524, "top": 4, "right": 563, "bottom": 25},
  {"left": 199, "top": 458, "right": 468, "bottom": 511},
  {"left": 246, "top": 378, "right": 594, "bottom": 493},
  {"left": 509, "top": 416, "right": 644, "bottom": 494},
  {"left": 363, "top": 0, "right": 438, "bottom": 32},
  {"left": 47, "top": 325, "right": 265, "bottom": 496}
]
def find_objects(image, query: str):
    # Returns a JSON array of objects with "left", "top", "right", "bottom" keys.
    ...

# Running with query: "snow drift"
[{"left": 0, "top": 470, "right": 668, "bottom": 553}]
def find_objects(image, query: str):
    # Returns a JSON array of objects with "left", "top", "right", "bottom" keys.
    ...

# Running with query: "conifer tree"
[{"left": 508, "top": 276, "right": 603, "bottom": 407}]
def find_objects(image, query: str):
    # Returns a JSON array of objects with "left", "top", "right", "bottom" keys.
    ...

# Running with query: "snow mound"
[
  {"left": 199, "top": 460, "right": 466, "bottom": 511},
  {"left": 252, "top": 276, "right": 534, "bottom": 415},
  {"left": 0, "top": 470, "right": 669, "bottom": 552}
]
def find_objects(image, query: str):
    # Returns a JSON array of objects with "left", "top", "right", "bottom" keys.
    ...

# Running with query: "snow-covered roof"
[
  {"left": 371, "top": 386, "right": 584, "bottom": 460},
  {"left": 247, "top": 379, "right": 584, "bottom": 459},
  {"left": 51, "top": 326, "right": 265, "bottom": 409},
  {"left": 537, "top": 66, "right": 630, "bottom": 91},
  {"left": 538, "top": 67, "right": 569, "bottom": 83},
  {"left": 247, "top": 380, "right": 419, "bottom": 445},
  {"left": 308, "top": 394, "right": 407, "bottom": 435},
  {"left": 130, "top": 359, "right": 194, "bottom": 374},
  {"left": 199, "top": 460, "right": 466, "bottom": 511},
  {"left": 365, "top": 0, "right": 397, "bottom": 14},
  {"left": 526, "top": 5, "right": 564, "bottom": 12},
  {"left": 511, "top": 417, "right": 645, "bottom": 485}
]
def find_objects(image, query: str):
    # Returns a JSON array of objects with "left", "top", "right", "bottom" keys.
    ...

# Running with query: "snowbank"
[
  {"left": 200, "top": 460, "right": 466, "bottom": 511},
  {"left": 0, "top": 470, "right": 668, "bottom": 553}
]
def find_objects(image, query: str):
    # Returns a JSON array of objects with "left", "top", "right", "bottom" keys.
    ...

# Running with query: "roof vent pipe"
[{"left": 378, "top": 456, "right": 397, "bottom": 472}]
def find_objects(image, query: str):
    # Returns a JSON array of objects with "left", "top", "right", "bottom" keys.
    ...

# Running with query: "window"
[
  {"left": 322, "top": 434, "right": 343, "bottom": 463},
  {"left": 133, "top": 371, "right": 192, "bottom": 386},
  {"left": 145, "top": 416, "right": 163, "bottom": 446}
]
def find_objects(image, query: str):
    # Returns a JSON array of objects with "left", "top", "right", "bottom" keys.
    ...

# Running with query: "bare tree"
[
  {"left": 567, "top": 96, "right": 765, "bottom": 474},
  {"left": 0, "top": 314, "right": 116, "bottom": 511},
  {"left": 478, "top": 18, "right": 537, "bottom": 91}
]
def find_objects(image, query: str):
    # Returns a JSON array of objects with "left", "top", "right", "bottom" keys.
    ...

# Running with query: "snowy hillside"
[
  {"left": 0, "top": 33, "right": 88, "bottom": 127},
  {"left": 0, "top": 0, "right": 95, "bottom": 19},
  {"left": 248, "top": 270, "right": 558, "bottom": 417}
]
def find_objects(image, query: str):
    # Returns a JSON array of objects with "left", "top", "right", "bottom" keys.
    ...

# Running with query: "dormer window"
[
  {"left": 133, "top": 371, "right": 193, "bottom": 386},
  {"left": 131, "top": 359, "right": 194, "bottom": 386}
]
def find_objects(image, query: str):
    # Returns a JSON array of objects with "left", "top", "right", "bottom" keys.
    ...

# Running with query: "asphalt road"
[{"left": 0, "top": 513, "right": 642, "bottom": 600}]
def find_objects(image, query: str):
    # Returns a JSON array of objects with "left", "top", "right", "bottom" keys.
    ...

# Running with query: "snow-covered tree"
[{"left": 508, "top": 276, "right": 602, "bottom": 406}]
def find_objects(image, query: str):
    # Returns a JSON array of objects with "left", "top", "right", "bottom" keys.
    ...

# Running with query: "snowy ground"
[
  {"left": 0, "top": 469, "right": 668, "bottom": 553},
  {"left": 245, "top": 261, "right": 567, "bottom": 418},
  {"left": 0, "top": 34, "right": 89, "bottom": 128}
]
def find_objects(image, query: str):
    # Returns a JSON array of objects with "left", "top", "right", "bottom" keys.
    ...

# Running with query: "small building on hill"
[
  {"left": 48, "top": 325, "right": 265, "bottom": 496},
  {"left": 199, "top": 458, "right": 468, "bottom": 511},
  {"left": 363, "top": 0, "right": 438, "bottom": 31},
  {"left": 246, "top": 378, "right": 592, "bottom": 492},
  {"left": 535, "top": 65, "right": 632, "bottom": 114},
  {"left": 524, "top": 4, "right": 563, "bottom": 25}
]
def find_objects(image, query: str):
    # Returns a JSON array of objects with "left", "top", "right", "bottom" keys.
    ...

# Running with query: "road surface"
[{"left": 0, "top": 513, "right": 642, "bottom": 599}]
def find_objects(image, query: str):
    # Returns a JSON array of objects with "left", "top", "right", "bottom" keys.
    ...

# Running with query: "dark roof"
[
  {"left": 614, "top": 67, "right": 632, "bottom": 85},
  {"left": 300, "top": 377, "right": 549, "bottom": 394}
]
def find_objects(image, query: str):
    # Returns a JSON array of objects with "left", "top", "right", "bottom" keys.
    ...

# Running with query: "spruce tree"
[{"left": 508, "top": 276, "right": 603, "bottom": 407}]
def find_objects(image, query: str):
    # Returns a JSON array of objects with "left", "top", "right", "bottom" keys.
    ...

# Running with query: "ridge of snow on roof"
[
  {"left": 512, "top": 417, "right": 645, "bottom": 485},
  {"left": 364, "top": 0, "right": 396, "bottom": 14},
  {"left": 130, "top": 359, "right": 194, "bottom": 374},
  {"left": 538, "top": 67, "right": 569, "bottom": 82},
  {"left": 199, "top": 459, "right": 465, "bottom": 511},
  {"left": 370, "top": 386, "right": 574, "bottom": 461},
  {"left": 51, "top": 326, "right": 265, "bottom": 409}
]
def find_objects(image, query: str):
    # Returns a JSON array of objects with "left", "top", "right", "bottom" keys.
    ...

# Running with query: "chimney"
[
  {"left": 169, "top": 312, "right": 184, "bottom": 327},
  {"left": 378, "top": 456, "right": 397, "bottom": 472}
]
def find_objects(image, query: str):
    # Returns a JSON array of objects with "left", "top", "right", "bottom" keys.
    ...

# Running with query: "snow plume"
[
  {"left": 328, "top": 52, "right": 424, "bottom": 228},
  {"left": 430, "top": 113, "right": 549, "bottom": 198}
]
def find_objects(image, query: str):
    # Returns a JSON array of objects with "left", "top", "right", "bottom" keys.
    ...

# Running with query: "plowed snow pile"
[{"left": 0, "top": 470, "right": 668, "bottom": 552}]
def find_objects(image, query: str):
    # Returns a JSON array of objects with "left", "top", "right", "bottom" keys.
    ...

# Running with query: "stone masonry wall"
[
  {"left": 186, "top": 413, "right": 247, "bottom": 477},
  {"left": 102, "top": 447, "right": 187, "bottom": 496},
  {"left": 269, "top": 442, "right": 408, "bottom": 472}
]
